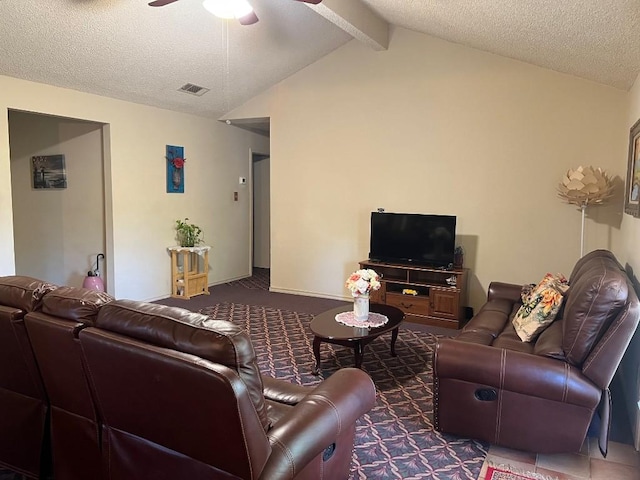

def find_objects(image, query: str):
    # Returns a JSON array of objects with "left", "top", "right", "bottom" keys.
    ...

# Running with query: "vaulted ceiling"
[{"left": 1, "top": 0, "right": 639, "bottom": 123}]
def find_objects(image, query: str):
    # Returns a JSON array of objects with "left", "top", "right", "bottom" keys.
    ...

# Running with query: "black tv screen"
[{"left": 368, "top": 212, "right": 456, "bottom": 268}]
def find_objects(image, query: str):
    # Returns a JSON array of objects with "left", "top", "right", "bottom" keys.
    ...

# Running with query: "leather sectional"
[
  {"left": 0, "top": 277, "right": 376, "bottom": 480},
  {"left": 434, "top": 250, "right": 640, "bottom": 455}
]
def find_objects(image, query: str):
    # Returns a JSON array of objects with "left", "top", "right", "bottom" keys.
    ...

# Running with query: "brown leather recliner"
[
  {"left": 24, "top": 286, "right": 114, "bottom": 480},
  {"left": 0, "top": 276, "right": 56, "bottom": 479},
  {"left": 79, "top": 300, "right": 376, "bottom": 480},
  {"left": 433, "top": 250, "right": 640, "bottom": 455}
]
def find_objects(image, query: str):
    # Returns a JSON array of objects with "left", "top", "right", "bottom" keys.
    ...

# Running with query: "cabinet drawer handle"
[{"left": 400, "top": 302, "right": 413, "bottom": 308}]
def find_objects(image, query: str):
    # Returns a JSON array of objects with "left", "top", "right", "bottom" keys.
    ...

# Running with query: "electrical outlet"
[{"left": 234, "top": 192, "right": 238, "bottom": 201}]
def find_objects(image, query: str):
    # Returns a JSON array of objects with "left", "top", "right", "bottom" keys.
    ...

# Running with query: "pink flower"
[
  {"left": 171, "top": 157, "right": 185, "bottom": 169},
  {"left": 345, "top": 269, "right": 381, "bottom": 297}
]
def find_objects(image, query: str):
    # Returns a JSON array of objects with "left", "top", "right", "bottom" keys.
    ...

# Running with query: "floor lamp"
[{"left": 557, "top": 166, "right": 614, "bottom": 257}]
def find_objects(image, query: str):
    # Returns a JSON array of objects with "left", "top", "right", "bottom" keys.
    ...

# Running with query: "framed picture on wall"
[
  {"left": 625, "top": 119, "right": 640, "bottom": 217},
  {"left": 31, "top": 155, "right": 67, "bottom": 189},
  {"left": 166, "top": 145, "right": 185, "bottom": 194}
]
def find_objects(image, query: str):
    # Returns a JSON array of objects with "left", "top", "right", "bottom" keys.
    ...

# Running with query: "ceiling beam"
[{"left": 307, "top": 0, "right": 389, "bottom": 51}]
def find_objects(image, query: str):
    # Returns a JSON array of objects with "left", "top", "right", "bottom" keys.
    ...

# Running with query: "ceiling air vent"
[{"left": 178, "top": 83, "right": 210, "bottom": 96}]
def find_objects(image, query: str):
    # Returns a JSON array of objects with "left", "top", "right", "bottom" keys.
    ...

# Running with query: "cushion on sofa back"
[
  {"left": 568, "top": 250, "right": 619, "bottom": 284},
  {"left": 562, "top": 255, "right": 628, "bottom": 366},
  {"left": 96, "top": 299, "right": 270, "bottom": 430},
  {"left": 42, "top": 286, "right": 114, "bottom": 325},
  {"left": 512, "top": 273, "right": 569, "bottom": 342},
  {"left": 0, "top": 276, "right": 57, "bottom": 312}
]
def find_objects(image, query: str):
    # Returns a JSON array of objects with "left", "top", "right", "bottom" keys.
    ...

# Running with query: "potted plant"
[{"left": 175, "top": 218, "right": 202, "bottom": 247}]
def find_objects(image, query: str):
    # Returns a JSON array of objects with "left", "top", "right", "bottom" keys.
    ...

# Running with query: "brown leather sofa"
[
  {"left": 0, "top": 276, "right": 55, "bottom": 479},
  {"left": 0, "top": 276, "right": 376, "bottom": 479},
  {"left": 433, "top": 250, "right": 640, "bottom": 455},
  {"left": 24, "top": 286, "right": 114, "bottom": 480},
  {"left": 79, "top": 300, "right": 376, "bottom": 480}
]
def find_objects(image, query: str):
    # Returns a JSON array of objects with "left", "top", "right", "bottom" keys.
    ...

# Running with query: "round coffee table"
[{"left": 310, "top": 304, "right": 404, "bottom": 375}]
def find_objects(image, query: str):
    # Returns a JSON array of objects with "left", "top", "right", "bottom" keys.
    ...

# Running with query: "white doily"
[
  {"left": 335, "top": 311, "right": 389, "bottom": 328},
  {"left": 167, "top": 245, "right": 211, "bottom": 256}
]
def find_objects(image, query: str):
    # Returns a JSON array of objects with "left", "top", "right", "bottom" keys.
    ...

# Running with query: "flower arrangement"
[
  {"left": 169, "top": 156, "right": 186, "bottom": 169},
  {"left": 175, "top": 218, "right": 202, "bottom": 247},
  {"left": 346, "top": 269, "right": 381, "bottom": 297}
]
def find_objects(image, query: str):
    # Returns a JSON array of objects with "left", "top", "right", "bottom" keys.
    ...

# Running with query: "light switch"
[{"left": 239, "top": 177, "right": 246, "bottom": 185}]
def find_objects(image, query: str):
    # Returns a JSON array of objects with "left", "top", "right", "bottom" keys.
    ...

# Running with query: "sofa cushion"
[
  {"left": 0, "top": 276, "right": 57, "bottom": 312},
  {"left": 563, "top": 255, "right": 628, "bottom": 366},
  {"left": 492, "top": 322, "right": 535, "bottom": 353},
  {"left": 512, "top": 274, "right": 568, "bottom": 342},
  {"left": 96, "top": 299, "right": 270, "bottom": 430},
  {"left": 533, "top": 319, "right": 565, "bottom": 360},
  {"left": 456, "top": 297, "right": 520, "bottom": 346},
  {"left": 42, "top": 286, "right": 114, "bottom": 325},
  {"left": 568, "top": 250, "right": 619, "bottom": 284}
]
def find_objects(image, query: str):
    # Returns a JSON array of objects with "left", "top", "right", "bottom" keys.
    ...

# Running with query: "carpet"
[
  {"left": 200, "top": 302, "right": 488, "bottom": 480},
  {"left": 225, "top": 267, "right": 270, "bottom": 290},
  {"left": 484, "top": 465, "right": 558, "bottom": 480}
]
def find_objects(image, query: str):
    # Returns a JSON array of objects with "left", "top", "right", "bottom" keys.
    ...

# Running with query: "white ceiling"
[{"left": 1, "top": 0, "right": 639, "bottom": 124}]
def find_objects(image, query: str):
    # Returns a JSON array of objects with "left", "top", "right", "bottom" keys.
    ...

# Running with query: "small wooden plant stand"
[{"left": 168, "top": 246, "right": 211, "bottom": 299}]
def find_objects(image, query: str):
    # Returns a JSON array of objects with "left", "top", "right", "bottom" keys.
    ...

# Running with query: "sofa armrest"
[
  {"left": 260, "top": 368, "right": 376, "bottom": 480},
  {"left": 435, "top": 338, "right": 600, "bottom": 408},
  {"left": 487, "top": 282, "right": 523, "bottom": 303},
  {"left": 262, "top": 374, "right": 313, "bottom": 405}
]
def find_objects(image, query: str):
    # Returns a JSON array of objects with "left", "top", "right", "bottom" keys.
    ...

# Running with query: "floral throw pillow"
[
  {"left": 520, "top": 283, "right": 537, "bottom": 303},
  {"left": 513, "top": 273, "right": 569, "bottom": 342}
]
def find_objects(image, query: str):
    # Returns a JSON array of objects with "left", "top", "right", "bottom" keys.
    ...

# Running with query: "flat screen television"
[{"left": 368, "top": 212, "right": 457, "bottom": 268}]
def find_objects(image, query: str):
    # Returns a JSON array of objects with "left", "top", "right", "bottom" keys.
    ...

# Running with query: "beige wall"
[
  {"left": 231, "top": 28, "right": 628, "bottom": 309},
  {"left": 618, "top": 74, "right": 640, "bottom": 450},
  {"left": 0, "top": 75, "right": 269, "bottom": 300},
  {"left": 9, "top": 111, "right": 105, "bottom": 287}
]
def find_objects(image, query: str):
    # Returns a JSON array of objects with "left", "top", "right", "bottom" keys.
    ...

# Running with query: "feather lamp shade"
[
  {"left": 557, "top": 166, "right": 614, "bottom": 257},
  {"left": 557, "top": 166, "right": 614, "bottom": 206}
]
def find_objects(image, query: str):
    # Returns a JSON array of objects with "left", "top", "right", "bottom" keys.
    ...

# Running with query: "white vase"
[
  {"left": 353, "top": 293, "right": 370, "bottom": 321},
  {"left": 172, "top": 167, "right": 182, "bottom": 190}
]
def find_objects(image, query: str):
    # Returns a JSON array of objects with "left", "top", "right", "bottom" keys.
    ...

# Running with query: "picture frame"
[
  {"left": 31, "top": 154, "right": 67, "bottom": 189},
  {"left": 625, "top": 119, "right": 640, "bottom": 217},
  {"left": 166, "top": 145, "right": 185, "bottom": 194}
]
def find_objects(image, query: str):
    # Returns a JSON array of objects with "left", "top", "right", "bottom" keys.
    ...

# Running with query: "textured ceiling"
[
  {"left": 360, "top": 0, "right": 640, "bottom": 91},
  {"left": 1, "top": 0, "right": 639, "bottom": 123}
]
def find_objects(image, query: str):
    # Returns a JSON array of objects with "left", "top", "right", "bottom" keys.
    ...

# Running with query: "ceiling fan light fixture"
[{"left": 202, "top": 0, "right": 253, "bottom": 20}]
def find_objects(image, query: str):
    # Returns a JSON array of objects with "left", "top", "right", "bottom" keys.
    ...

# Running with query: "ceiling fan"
[{"left": 148, "top": 0, "right": 322, "bottom": 26}]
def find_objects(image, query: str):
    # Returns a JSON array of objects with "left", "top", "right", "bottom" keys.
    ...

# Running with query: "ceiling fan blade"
[
  {"left": 148, "top": 0, "right": 180, "bottom": 6},
  {"left": 238, "top": 11, "right": 259, "bottom": 25},
  {"left": 294, "top": 0, "right": 323, "bottom": 4}
]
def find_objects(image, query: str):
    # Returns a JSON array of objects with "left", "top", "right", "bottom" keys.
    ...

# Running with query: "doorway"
[
  {"left": 252, "top": 152, "right": 270, "bottom": 272},
  {"left": 8, "top": 110, "right": 108, "bottom": 288}
]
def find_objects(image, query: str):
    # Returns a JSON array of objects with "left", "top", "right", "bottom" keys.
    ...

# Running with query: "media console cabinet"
[{"left": 359, "top": 260, "right": 468, "bottom": 329}]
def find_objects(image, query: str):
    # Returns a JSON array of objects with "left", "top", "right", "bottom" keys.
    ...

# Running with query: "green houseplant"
[{"left": 175, "top": 218, "right": 203, "bottom": 247}]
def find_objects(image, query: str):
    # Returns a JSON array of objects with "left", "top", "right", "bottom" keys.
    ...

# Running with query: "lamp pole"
[{"left": 580, "top": 204, "right": 587, "bottom": 258}]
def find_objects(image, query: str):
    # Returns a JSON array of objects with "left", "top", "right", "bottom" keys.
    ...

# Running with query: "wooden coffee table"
[{"left": 310, "top": 304, "right": 404, "bottom": 375}]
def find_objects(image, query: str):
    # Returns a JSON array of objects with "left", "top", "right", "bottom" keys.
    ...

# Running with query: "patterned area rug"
[
  {"left": 225, "top": 267, "right": 270, "bottom": 290},
  {"left": 200, "top": 303, "right": 488, "bottom": 480},
  {"left": 484, "top": 465, "right": 558, "bottom": 480}
]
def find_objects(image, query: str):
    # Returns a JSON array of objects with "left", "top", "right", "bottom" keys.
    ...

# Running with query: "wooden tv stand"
[{"left": 359, "top": 260, "right": 468, "bottom": 329}]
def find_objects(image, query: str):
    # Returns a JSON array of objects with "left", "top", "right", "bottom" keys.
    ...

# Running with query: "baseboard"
[
  {"left": 209, "top": 275, "right": 247, "bottom": 286},
  {"left": 147, "top": 275, "right": 251, "bottom": 302},
  {"left": 636, "top": 401, "right": 640, "bottom": 451},
  {"left": 269, "top": 286, "right": 350, "bottom": 302}
]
